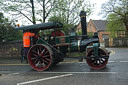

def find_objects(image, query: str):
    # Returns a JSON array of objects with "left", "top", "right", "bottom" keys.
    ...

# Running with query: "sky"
[
  {"left": 1, "top": 0, "right": 108, "bottom": 25},
  {"left": 87, "top": 0, "right": 108, "bottom": 21},
  {"left": 15, "top": 0, "right": 109, "bottom": 25}
]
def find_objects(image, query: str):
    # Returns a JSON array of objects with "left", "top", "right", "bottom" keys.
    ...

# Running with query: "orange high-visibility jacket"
[{"left": 23, "top": 32, "right": 35, "bottom": 47}]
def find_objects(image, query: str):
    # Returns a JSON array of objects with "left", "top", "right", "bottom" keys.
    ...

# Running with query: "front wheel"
[
  {"left": 27, "top": 44, "right": 53, "bottom": 71},
  {"left": 86, "top": 48, "right": 109, "bottom": 69}
]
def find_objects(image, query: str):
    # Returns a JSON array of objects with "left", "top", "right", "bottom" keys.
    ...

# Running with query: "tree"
[
  {"left": 0, "top": 12, "right": 22, "bottom": 43},
  {"left": 48, "top": 16, "right": 73, "bottom": 33},
  {"left": 107, "top": 13, "right": 126, "bottom": 37},
  {"left": 101, "top": 0, "right": 128, "bottom": 32},
  {"left": 0, "top": 0, "right": 37, "bottom": 24},
  {"left": 0, "top": 0, "right": 94, "bottom": 25},
  {"left": 51, "top": 0, "right": 93, "bottom": 25},
  {"left": 48, "top": 0, "right": 94, "bottom": 33},
  {"left": 0, "top": 0, "right": 62, "bottom": 24},
  {"left": 36, "top": 0, "right": 57, "bottom": 23}
]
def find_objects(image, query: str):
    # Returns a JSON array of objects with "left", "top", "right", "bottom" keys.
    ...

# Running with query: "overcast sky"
[
  {"left": 87, "top": 0, "right": 108, "bottom": 21},
  {"left": 11, "top": 0, "right": 108, "bottom": 25}
]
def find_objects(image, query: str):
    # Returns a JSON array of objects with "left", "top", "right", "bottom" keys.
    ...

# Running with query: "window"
[{"left": 89, "top": 24, "right": 92, "bottom": 30}]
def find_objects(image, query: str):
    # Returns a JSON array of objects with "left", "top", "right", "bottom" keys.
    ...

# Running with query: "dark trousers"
[{"left": 24, "top": 47, "right": 30, "bottom": 58}]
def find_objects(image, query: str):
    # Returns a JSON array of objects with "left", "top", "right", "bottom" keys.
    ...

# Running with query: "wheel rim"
[
  {"left": 86, "top": 48, "right": 108, "bottom": 69},
  {"left": 28, "top": 44, "right": 52, "bottom": 71},
  {"left": 51, "top": 30, "right": 64, "bottom": 37}
]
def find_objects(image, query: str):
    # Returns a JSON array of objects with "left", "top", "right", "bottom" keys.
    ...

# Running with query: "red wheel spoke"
[
  {"left": 43, "top": 55, "right": 50, "bottom": 58},
  {"left": 37, "top": 49, "right": 40, "bottom": 54},
  {"left": 99, "top": 59, "right": 103, "bottom": 64},
  {"left": 28, "top": 44, "right": 53, "bottom": 71},
  {"left": 33, "top": 50, "right": 38, "bottom": 54},
  {"left": 35, "top": 61, "right": 40, "bottom": 67},
  {"left": 34, "top": 59, "right": 38, "bottom": 63},
  {"left": 39, "top": 46, "right": 42, "bottom": 53},
  {"left": 41, "top": 62, "right": 46, "bottom": 67},
  {"left": 43, "top": 59, "right": 49, "bottom": 64},
  {"left": 31, "top": 57, "right": 37, "bottom": 60},
  {"left": 100, "top": 59, "right": 104, "bottom": 64},
  {"left": 44, "top": 51, "right": 48, "bottom": 54},
  {"left": 91, "top": 59, "right": 95, "bottom": 63},
  {"left": 86, "top": 48, "right": 108, "bottom": 69},
  {"left": 44, "top": 58, "right": 50, "bottom": 61},
  {"left": 41, "top": 49, "right": 45, "bottom": 53},
  {"left": 32, "top": 54, "right": 38, "bottom": 57}
]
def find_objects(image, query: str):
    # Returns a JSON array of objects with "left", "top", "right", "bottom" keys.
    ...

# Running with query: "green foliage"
[
  {"left": 40, "top": 29, "right": 54, "bottom": 36},
  {"left": 107, "top": 13, "right": 126, "bottom": 38},
  {"left": 76, "top": 30, "right": 94, "bottom": 37},
  {"left": 49, "top": 0, "right": 94, "bottom": 34},
  {"left": 77, "top": 30, "right": 82, "bottom": 35},
  {"left": 101, "top": 0, "right": 128, "bottom": 32},
  {"left": 0, "top": 0, "right": 94, "bottom": 25},
  {"left": 48, "top": 16, "right": 73, "bottom": 34},
  {"left": 0, "top": 12, "right": 22, "bottom": 43},
  {"left": 87, "top": 32, "right": 94, "bottom": 37},
  {"left": 107, "top": 14, "right": 125, "bottom": 31},
  {"left": 52, "top": 0, "right": 94, "bottom": 25}
]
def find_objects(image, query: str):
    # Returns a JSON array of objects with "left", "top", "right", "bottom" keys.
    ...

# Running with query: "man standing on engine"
[{"left": 23, "top": 29, "right": 35, "bottom": 62}]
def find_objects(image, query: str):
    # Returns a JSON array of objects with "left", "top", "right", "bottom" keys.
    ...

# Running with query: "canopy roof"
[{"left": 15, "top": 22, "right": 63, "bottom": 30}]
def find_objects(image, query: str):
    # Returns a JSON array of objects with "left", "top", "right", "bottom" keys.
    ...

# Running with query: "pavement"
[
  {"left": 0, "top": 56, "right": 80, "bottom": 65},
  {"left": 0, "top": 48, "right": 114, "bottom": 65},
  {"left": 0, "top": 57, "right": 23, "bottom": 64}
]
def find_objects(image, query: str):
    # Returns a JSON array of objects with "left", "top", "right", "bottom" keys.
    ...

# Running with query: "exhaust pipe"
[{"left": 79, "top": 11, "right": 87, "bottom": 39}]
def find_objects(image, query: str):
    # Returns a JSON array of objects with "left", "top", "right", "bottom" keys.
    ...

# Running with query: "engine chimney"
[{"left": 79, "top": 11, "right": 87, "bottom": 37}]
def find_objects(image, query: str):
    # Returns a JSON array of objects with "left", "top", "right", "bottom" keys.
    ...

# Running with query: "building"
[{"left": 77, "top": 19, "right": 110, "bottom": 43}]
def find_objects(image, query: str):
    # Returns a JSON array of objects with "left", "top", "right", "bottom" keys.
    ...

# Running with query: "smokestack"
[{"left": 79, "top": 11, "right": 87, "bottom": 36}]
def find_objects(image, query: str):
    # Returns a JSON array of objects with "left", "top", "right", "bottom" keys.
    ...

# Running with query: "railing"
[
  {"left": 105, "top": 38, "right": 128, "bottom": 47},
  {"left": 116, "top": 31, "right": 128, "bottom": 38}
]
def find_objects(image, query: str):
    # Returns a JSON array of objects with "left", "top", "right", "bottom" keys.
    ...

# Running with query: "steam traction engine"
[{"left": 15, "top": 11, "right": 109, "bottom": 71}]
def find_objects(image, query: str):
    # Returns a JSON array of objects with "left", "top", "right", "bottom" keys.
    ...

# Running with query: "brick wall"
[
  {"left": 98, "top": 31, "right": 110, "bottom": 43},
  {"left": 0, "top": 40, "right": 23, "bottom": 58},
  {"left": 87, "top": 21, "right": 97, "bottom": 33},
  {"left": 87, "top": 21, "right": 110, "bottom": 43}
]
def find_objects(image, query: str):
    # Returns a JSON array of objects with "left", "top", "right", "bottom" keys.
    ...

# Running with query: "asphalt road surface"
[{"left": 0, "top": 48, "right": 128, "bottom": 85}]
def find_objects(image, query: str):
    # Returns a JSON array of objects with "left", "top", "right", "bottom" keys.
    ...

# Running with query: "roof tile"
[{"left": 92, "top": 20, "right": 108, "bottom": 31}]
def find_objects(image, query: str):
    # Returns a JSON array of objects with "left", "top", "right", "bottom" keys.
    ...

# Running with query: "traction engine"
[{"left": 15, "top": 11, "right": 109, "bottom": 71}]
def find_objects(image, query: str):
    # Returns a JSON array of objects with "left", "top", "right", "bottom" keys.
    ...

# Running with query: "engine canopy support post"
[{"left": 93, "top": 43, "right": 100, "bottom": 57}]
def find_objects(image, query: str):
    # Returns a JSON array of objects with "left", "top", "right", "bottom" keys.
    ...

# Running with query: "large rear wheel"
[
  {"left": 86, "top": 48, "right": 109, "bottom": 70},
  {"left": 28, "top": 44, "right": 53, "bottom": 71}
]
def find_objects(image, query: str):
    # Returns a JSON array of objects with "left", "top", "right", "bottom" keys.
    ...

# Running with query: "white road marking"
[
  {"left": 119, "top": 61, "right": 128, "bottom": 63},
  {"left": 77, "top": 62, "right": 86, "bottom": 63},
  {"left": 108, "top": 61, "right": 115, "bottom": 62},
  {"left": 62, "top": 60, "right": 128, "bottom": 63},
  {"left": 8, "top": 72, "right": 19, "bottom": 76},
  {"left": 36, "top": 72, "right": 117, "bottom": 74},
  {"left": 17, "top": 74, "right": 73, "bottom": 85}
]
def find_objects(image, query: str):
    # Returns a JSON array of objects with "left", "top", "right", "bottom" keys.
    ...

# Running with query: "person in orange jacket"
[{"left": 23, "top": 29, "right": 35, "bottom": 61}]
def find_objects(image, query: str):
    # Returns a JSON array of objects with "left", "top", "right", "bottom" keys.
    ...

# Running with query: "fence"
[
  {"left": 0, "top": 40, "right": 23, "bottom": 58},
  {"left": 105, "top": 38, "right": 128, "bottom": 47}
]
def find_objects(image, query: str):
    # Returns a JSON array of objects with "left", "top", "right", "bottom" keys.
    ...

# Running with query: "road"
[{"left": 0, "top": 48, "right": 128, "bottom": 85}]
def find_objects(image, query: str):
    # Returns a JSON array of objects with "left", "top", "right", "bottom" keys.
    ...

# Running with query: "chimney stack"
[{"left": 79, "top": 11, "right": 87, "bottom": 37}]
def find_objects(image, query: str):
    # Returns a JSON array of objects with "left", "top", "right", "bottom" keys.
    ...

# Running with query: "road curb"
[{"left": 0, "top": 64, "right": 29, "bottom": 65}]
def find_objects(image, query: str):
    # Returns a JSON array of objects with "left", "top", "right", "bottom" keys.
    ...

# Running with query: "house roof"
[{"left": 91, "top": 20, "right": 108, "bottom": 31}]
